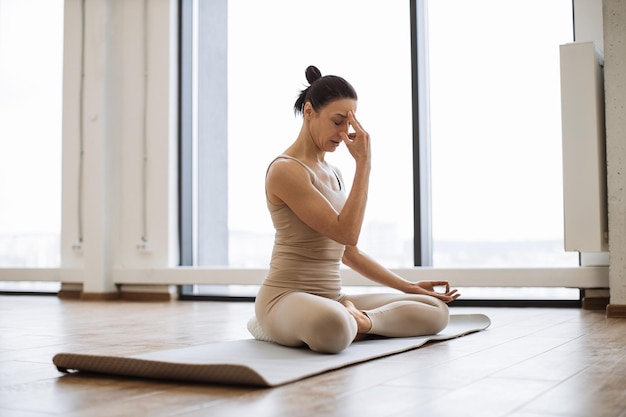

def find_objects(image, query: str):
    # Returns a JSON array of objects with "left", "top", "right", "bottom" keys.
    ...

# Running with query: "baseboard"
[
  {"left": 57, "top": 289, "right": 82, "bottom": 299},
  {"left": 118, "top": 284, "right": 177, "bottom": 302},
  {"left": 57, "top": 283, "right": 84, "bottom": 300},
  {"left": 120, "top": 291, "right": 173, "bottom": 302},
  {"left": 79, "top": 292, "right": 121, "bottom": 301},
  {"left": 58, "top": 287, "right": 174, "bottom": 302},
  {"left": 58, "top": 283, "right": 119, "bottom": 301},
  {"left": 58, "top": 290, "right": 169, "bottom": 302},
  {"left": 582, "top": 296, "right": 610, "bottom": 310},
  {"left": 606, "top": 304, "right": 626, "bottom": 318}
]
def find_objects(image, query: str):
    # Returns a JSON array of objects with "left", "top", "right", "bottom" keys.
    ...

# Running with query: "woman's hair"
[{"left": 293, "top": 65, "right": 357, "bottom": 116}]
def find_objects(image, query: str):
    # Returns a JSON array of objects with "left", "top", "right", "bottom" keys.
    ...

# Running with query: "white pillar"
[
  {"left": 61, "top": 0, "right": 179, "bottom": 297},
  {"left": 61, "top": 0, "right": 117, "bottom": 296},
  {"left": 604, "top": 0, "right": 626, "bottom": 316}
]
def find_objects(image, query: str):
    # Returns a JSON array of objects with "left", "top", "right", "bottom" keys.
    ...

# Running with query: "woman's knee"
[
  {"left": 427, "top": 298, "right": 450, "bottom": 334},
  {"left": 305, "top": 309, "right": 357, "bottom": 354}
]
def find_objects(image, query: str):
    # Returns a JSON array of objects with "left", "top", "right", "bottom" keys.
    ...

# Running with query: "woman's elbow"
[
  {"left": 333, "top": 217, "right": 361, "bottom": 246},
  {"left": 341, "top": 245, "right": 360, "bottom": 266},
  {"left": 337, "top": 232, "right": 359, "bottom": 247}
]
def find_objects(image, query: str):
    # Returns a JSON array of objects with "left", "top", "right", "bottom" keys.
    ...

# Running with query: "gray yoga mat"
[{"left": 53, "top": 313, "right": 490, "bottom": 387}]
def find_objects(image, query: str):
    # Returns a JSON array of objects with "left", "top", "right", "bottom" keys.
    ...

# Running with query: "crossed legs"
[
  {"left": 346, "top": 293, "right": 450, "bottom": 338},
  {"left": 256, "top": 287, "right": 450, "bottom": 354}
]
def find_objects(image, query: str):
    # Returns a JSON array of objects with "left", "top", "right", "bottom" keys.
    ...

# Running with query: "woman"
[{"left": 251, "top": 65, "right": 460, "bottom": 354}]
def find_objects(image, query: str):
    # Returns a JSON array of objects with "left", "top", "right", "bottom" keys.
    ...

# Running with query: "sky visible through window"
[
  {"left": 0, "top": 0, "right": 63, "bottom": 268},
  {"left": 224, "top": 0, "right": 578, "bottom": 268},
  {"left": 427, "top": 0, "right": 578, "bottom": 267},
  {"left": 225, "top": 0, "right": 414, "bottom": 268}
]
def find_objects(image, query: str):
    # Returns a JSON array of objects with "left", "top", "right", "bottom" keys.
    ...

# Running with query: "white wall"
[{"left": 604, "top": 0, "right": 626, "bottom": 309}]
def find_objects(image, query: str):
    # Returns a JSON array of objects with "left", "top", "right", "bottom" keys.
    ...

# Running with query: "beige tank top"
[{"left": 263, "top": 155, "right": 347, "bottom": 298}]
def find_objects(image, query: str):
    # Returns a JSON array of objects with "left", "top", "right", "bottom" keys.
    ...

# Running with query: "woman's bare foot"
[{"left": 342, "top": 300, "right": 372, "bottom": 340}]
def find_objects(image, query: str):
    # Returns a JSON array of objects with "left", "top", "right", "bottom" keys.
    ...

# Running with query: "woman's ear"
[{"left": 304, "top": 102, "right": 315, "bottom": 121}]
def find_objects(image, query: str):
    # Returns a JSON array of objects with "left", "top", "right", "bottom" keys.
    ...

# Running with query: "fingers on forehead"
[{"left": 348, "top": 112, "right": 364, "bottom": 130}]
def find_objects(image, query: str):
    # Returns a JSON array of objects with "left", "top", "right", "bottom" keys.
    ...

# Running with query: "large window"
[
  {"left": 0, "top": 0, "right": 64, "bottom": 270},
  {"left": 182, "top": 0, "right": 414, "bottom": 269},
  {"left": 181, "top": 0, "right": 579, "bottom": 284},
  {"left": 428, "top": 0, "right": 578, "bottom": 267}
]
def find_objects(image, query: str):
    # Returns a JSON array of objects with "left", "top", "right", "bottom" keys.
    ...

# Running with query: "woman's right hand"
[
  {"left": 409, "top": 281, "right": 461, "bottom": 303},
  {"left": 340, "top": 111, "right": 371, "bottom": 166}
]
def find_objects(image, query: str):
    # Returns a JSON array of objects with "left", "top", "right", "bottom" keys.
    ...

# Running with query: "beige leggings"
[{"left": 255, "top": 286, "right": 450, "bottom": 354}]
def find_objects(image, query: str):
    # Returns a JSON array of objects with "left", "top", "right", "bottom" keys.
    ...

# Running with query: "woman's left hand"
[{"left": 407, "top": 280, "right": 460, "bottom": 303}]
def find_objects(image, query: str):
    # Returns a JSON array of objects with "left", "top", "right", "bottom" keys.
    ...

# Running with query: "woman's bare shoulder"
[
  {"left": 267, "top": 156, "right": 311, "bottom": 179},
  {"left": 266, "top": 157, "right": 316, "bottom": 205}
]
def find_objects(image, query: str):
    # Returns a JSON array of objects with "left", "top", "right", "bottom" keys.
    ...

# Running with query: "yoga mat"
[{"left": 53, "top": 313, "right": 490, "bottom": 387}]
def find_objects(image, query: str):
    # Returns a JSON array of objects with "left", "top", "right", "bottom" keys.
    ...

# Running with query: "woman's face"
[{"left": 307, "top": 98, "right": 357, "bottom": 153}]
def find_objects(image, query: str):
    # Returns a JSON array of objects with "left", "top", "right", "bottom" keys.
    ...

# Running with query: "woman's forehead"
[{"left": 323, "top": 98, "right": 357, "bottom": 115}]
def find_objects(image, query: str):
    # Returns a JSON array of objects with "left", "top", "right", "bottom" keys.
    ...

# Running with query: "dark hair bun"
[{"left": 305, "top": 65, "right": 322, "bottom": 85}]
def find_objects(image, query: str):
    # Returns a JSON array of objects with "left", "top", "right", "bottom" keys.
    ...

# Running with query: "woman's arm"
[
  {"left": 341, "top": 245, "right": 460, "bottom": 302},
  {"left": 266, "top": 161, "right": 366, "bottom": 246},
  {"left": 266, "top": 111, "right": 371, "bottom": 246}
]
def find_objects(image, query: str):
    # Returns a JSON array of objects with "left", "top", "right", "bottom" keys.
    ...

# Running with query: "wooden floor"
[{"left": 1, "top": 295, "right": 625, "bottom": 417}]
